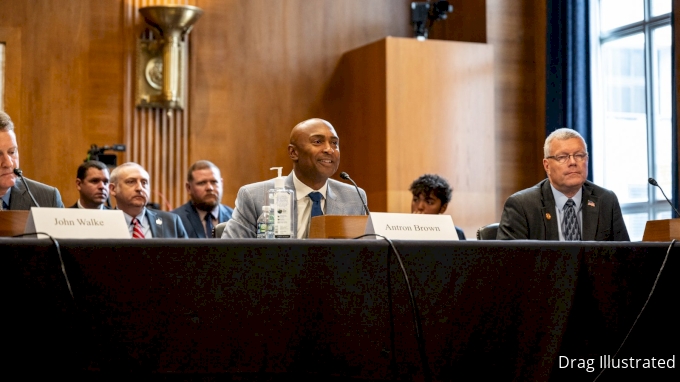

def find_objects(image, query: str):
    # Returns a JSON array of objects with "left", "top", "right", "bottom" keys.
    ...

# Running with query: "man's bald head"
[
  {"left": 289, "top": 118, "right": 335, "bottom": 145},
  {"left": 287, "top": 118, "right": 340, "bottom": 190}
]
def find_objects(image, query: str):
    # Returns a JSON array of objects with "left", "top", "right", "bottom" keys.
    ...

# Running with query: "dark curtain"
[
  {"left": 546, "top": 0, "right": 593, "bottom": 181},
  {"left": 673, "top": 3, "right": 679, "bottom": 215}
]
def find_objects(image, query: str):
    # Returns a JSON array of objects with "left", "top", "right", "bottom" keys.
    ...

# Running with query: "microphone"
[
  {"left": 648, "top": 177, "right": 680, "bottom": 218},
  {"left": 340, "top": 172, "right": 370, "bottom": 215},
  {"left": 13, "top": 168, "right": 41, "bottom": 208}
]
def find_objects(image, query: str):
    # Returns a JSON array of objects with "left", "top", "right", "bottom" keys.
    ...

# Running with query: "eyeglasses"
[{"left": 546, "top": 153, "right": 588, "bottom": 164}]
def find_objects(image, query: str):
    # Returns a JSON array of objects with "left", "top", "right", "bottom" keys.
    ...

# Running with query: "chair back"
[
  {"left": 476, "top": 223, "right": 500, "bottom": 240},
  {"left": 212, "top": 221, "right": 229, "bottom": 238}
]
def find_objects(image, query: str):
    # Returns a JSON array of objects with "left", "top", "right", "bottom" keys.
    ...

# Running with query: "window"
[{"left": 591, "top": 0, "right": 673, "bottom": 240}]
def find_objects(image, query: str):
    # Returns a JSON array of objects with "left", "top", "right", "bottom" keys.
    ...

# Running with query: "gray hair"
[
  {"left": 0, "top": 111, "right": 14, "bottom": 131},
  {"left": 110, "top": 162, "right": 146, "bottom": 184},
  {"left": 544, "top": 128, "right": 588, "bottom": 158}
]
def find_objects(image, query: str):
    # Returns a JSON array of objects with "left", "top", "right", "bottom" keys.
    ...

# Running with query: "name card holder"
[
  {"left": 364, "top": 212, "right": 458, "bottom": 241},
  {"left": 25, "top": 207, "right": 131, "bottom": 239}
]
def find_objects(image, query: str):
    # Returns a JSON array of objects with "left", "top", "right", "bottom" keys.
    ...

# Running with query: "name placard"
[
  {"left": 364, "top": 212, "right": 458, "bottom": 241},
  {"left": 25, "top": 207, "right": 130, "bottom": 239}
]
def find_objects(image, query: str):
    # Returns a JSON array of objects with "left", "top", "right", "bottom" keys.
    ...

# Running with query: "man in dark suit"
[
  {"left": 70, "top": 160, "right": 111, "bottom": 209},
  {"left": 172, "top": 160, "right": 233, "bottom": 238},
  {"left": 497, "top": 128, "right": 629, "bottom": 241},
  {"left": 109, "top": 162, "right": 187, "bottom": 239},
  {"left": 0, "top": 111, "right": 64, "bottom": 210}
]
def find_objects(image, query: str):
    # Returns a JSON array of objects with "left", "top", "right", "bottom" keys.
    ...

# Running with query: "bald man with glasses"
[{"left": 497, "top": 128, "right": 629, "bottom": 241}]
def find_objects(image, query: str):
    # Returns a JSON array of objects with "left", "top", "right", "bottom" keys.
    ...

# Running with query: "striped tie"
[
  {"left": 131, "top": 218, "right": 145, "bottom": 239},
  {"left": 562, "top": 199, "right": 581, "bottom": 241}
]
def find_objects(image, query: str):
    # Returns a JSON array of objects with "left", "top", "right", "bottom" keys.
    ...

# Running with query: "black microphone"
[
  {"left": 13, "top": 168, "right": 41, "bottom": 208},
  {"left": 340, "top": 172, "right": 369, "bottom": 215},
  {"left": 648, "top": 177, "right": 679, "bottom": 218}
]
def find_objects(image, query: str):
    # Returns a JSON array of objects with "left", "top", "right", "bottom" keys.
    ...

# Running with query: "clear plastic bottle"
[
  {"left": 268, "top": 167, "right": 295, "bottom": 238},
  {"left": 265, "top": 206, "right": 275, "bottom": 239},
  {"left": 256, "top": 206, "right": 269, "bottom": 239}
]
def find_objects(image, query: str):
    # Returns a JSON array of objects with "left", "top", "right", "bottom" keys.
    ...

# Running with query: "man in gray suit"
[
  {"left": 109, "top": 162, "right": 187, "bottom": 239},
  {"left": 0, "top": 111, "right": 64, "bottom": 210},
  {"left": 222, "top": 118, "right": 367, "bottom": 239},
  {"left": 497, "top": 128, "right": 629, "bottom": 241}
]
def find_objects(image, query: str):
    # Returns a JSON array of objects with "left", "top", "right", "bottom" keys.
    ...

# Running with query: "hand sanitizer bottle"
[{"left": 268, "top": 167, "right": 295, "bottom": 238}]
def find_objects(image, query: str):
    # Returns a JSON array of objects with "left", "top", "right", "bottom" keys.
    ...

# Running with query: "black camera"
[
  {"left": 411, "top": 1, "right": 454, "bottom": 40},
  {"left": 85, "top": 144, "right": 126, "bottom": 167}
]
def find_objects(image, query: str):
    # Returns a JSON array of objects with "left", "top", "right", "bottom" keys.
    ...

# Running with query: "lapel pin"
[
  {"left": 588, "top": 200, "right": 595, "bottom": 207},
  {"left": 545, "top": 213, "right": 551, "bottom": 220},
  {"left": 156, "top": 218, "right": 163, "bottom": 225}
]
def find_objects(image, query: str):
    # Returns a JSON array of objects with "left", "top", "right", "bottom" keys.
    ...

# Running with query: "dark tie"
[
  {"left": 205, "top": 213, "right": 214, "bottom": 238},
  {"left": 562, "top": 199, "right": 581, "bottom": 241},
  {"left": 1, "top": 200, "right": 8, "bottom": 210},
  {"left": 308, "top": 192, "right": 324, "bottom": 217}
]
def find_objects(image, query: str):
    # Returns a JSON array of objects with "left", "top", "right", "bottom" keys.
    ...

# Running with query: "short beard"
[{"left": 193, "top": 200, "right": 218, "bottom": 212}]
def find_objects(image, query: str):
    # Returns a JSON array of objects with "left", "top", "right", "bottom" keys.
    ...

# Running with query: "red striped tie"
[{"left": 131, "top": 218, "right": 145, "bottom": 239}]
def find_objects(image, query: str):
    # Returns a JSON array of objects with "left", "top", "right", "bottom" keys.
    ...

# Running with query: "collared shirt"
[
  {"left": 550, "top": 184, "right": 583, "bottom": 241},
  {"left": 76, "top": 199, "right": 106, "bottom": 210},
  {"left": 123, "top": 208, "right": 153, "bottom": 238},
  {"left": 196, "top": 205, "right": 219, "bottom": 236},
  {"left": 292, "top": 171, "right": 328, "bottom": 239},
  {"left": 0, "top": 191, "right": 10, "bottom": 210}
]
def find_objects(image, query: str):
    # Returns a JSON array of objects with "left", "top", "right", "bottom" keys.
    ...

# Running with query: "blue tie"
[
  {"left": 205, "top": 213, "right": 214, "bottom": 238},
  {"left": 562, "top": 199, "right": 581, "bottom": 241},
  {"left": 1, "top": 200, "right": 8, "bottom": 210},
  {"left": 308, "top": 192, "right": 324, "bottom": 217}
]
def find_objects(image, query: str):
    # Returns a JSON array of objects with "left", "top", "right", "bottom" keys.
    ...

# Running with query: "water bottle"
[
  {"left": 265, "top": 206, "right": 275, "bottom": 239},
  {"left": 256, "top": 206, "right": 269, "bottom": 239}
]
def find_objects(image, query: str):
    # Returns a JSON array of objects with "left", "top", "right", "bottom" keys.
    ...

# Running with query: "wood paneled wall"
[{"left": 0, "top": 0, "right": 549, "bottom": 225}]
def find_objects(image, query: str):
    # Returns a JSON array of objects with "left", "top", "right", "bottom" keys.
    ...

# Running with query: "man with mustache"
[
  {"left": 497, "top": 128, "right": 629, "bottom": 241},
  {"left": 71, "top": 160, "right": 110, "bottom": 209},
  {"left": 172, "top": 160, "right": 233, "bottom": 238},
  {"left": 221, "top": 118, "right": 367, "bottom": 239},
  {"left": 0, "top": 110, "right": 64, "bottom": 210},
  {"left": 109, "top": 162, "right": 187, "bottom": 239}
]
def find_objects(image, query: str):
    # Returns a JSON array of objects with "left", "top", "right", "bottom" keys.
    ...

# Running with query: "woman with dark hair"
[{"left": 409, "top": 174, "right": 465, "bottom": 240}]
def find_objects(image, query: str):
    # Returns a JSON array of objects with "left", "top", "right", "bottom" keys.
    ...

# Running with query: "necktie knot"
[{"left": 308, "top": 192, "right": 324, "bottom": 217}]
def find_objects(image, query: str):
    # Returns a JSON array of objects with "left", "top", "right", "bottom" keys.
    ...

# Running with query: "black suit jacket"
[
  {"left": 69, "top": 201, "right": 110, "bottom": 209},
  {"left": 497, "top": 179, "right": 629, "bottom": 241},
  {"left": 144, "top": 209, "right": 188, "bottom": 239},
  {"left": 172, "top": 201, "right": 233, "bottom": 238},
  {"left": 8, "top": 177, "right": 64, "bottom": 209}
]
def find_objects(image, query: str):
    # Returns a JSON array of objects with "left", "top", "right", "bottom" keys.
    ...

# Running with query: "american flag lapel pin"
[{"left": 588, "top": 200, "right": 595, "bottom": 207}]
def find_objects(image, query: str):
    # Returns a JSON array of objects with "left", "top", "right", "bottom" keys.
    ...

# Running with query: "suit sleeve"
[
  {"left": 497, "top": 195, "right": 530, "bottom": 240},
  {"left": 222, "top": 186, "right": 258, "bottom": 238},
  {"left": 53, "top": 187, "right": 65, "bottom": 208},
  {"left": 609, "top": 192, "right": 630, "bottom": 241},
  {"left": 175, "top": 215, "right": 188, "bottom": 239}
]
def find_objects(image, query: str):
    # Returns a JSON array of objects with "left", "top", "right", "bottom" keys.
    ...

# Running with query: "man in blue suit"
[{"left": 172, "top": 160, "right": 233, "bottom": 238}]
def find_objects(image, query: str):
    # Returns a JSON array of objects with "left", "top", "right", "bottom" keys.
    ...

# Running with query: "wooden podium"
[
  {"left": 642, "top": 218, "right": 680, "bottom": 241},
  {"left": 323, "top": 37, "right": 496, "bottom": 237},
  {"left": 0, "top": 210, "right": 29, "bottom": 237},
  {"left": 308, "top": 215, "right": 368, "bottom": 239}
]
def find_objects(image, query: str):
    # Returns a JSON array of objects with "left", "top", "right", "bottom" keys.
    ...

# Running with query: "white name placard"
[
  {"left": 25, "top": 207, "right": 130, "bottom": 239},
  {"left": 364, "top": 212, "right": 459, "bottom": 241}
]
